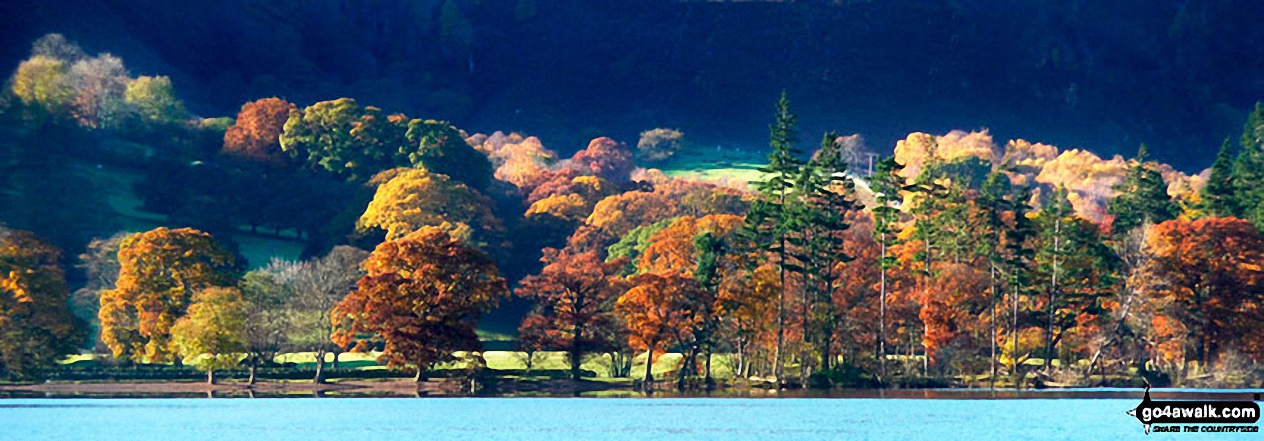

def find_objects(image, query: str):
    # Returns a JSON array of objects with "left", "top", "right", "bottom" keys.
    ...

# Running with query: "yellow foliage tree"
[
  {"left": 98, "top": 227, "right": 236, "bottom": 363},
  {"left": 170, "top": 287, "right": 247, "bottom": 384},
  {"left": 358, "top": 168, "right": 504, "bottom": 247}
]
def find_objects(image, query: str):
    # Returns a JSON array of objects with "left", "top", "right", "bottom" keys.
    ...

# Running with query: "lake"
[{"left": 2, "top": 394, "right": 1233, "bottom": 440}]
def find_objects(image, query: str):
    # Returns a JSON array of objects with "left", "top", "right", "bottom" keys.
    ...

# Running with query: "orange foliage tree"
[
  {"left": 0, "top": 228, "right": 86, "bottom": 379},
  {"left": 98, "top": 227, "right": 236, "bottom": 363},
  {"left": 331, "top": 228, "right": 508, "bottom": 381},
  {"left": 615, "top": 272, "right": 706, "bottom": 388},
  {"left": 222, "top": 97, "right": 297, "bottom": 166},
  {"left": 514, "top": 248, "right": 628, "bottom": 380},
  {"left": 1143, "top": 217, "right": 1264, "bottom": 366}
]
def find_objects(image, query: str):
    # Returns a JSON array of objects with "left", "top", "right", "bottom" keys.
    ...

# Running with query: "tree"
[
  {"left": 1233, "top": 103, "right": 1264, "bottom": 229},
  {"left": 274, "top": 246, "right": 368, "bottom": 384},
  {"left": 331, "top": 228, "right": 507, "bottom": 381},
  {"left": 98, "top": 228, "right": 236, "bottom": 363},
  {"left": 869, "top": 156, "right": 905, "bottom": 376},
  {"left": 171, "top": 287, "right": 247, "bottom": 385},
  {"left": 1108, "top": 145, "right": 1178, "bottom": 235},
  {"left": 238, "top": 270, "right": 290, "bottom": 385},
  {"left": 281, "top": 98, "right": 408, "bottom": 181},
  {"left": 124, "top": 75, "right": 187, "bottom": 126},
  {"left": 68, "top": 54, "right": 132, "bottom": 129},
  {"left": 0, "top": 227, "right": 86, "bottom": 379},
  {"left": 636, "top": 128, "right": 684, "bottom": 164},
  {"left": 1199, "top": 139, "right": 1238, "bottom": 218},
  {"left": 9, "top": 56, "right": 75, "bottom": 118},
  {"left": 615, "top": 272, "right": 704, "bottom": 391},
  {"left": 515, "top": 248, "right": 627, "bottom": 380},
  {"left": 280, "top": 98, "right": 492, "bottom": 188},
  {"left": 742, "top": 91, "right": 804, "bottom": 386},
  {"left": 404, "top": 119, "right": 493, "bottom": 191},
  {"left": 571, "top": 137, "right": 634, "bottom": 183},
  {"left": 357, "top": 168, "right": 504, "bottom": 248},
  {"left": 1143, "top": 217, "right": 1264, "bottom": 367},
  {"left": 222, "top": 97, "right": 297, "bottom": 166}
]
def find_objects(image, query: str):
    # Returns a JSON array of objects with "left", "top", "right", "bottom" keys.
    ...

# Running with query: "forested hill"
[{"left": 3, "top": 0, "right": 1263, "bottom": 169}]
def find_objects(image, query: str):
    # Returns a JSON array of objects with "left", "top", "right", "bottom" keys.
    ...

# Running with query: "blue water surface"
[{"left": 0, "top": 397, "right": 1221, "bottom": 440}]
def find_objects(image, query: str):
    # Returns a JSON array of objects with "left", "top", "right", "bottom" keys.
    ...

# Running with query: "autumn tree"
[
  {"left": 332, "top": 228, "right": 508, "bottom": 381},
  {"left": 515, "top": 248, "right": 627, "bottom": 380},
  {"left": 636, "top": 128, "right": 684, "bottom": 164},
  {"left": 9, "top": 56, "right": 75, "bottom": 119},
  {"left": 171, "top": 287, "right": 247, "bottom": 385},
  {"left": 98, "top": 228, "right": 236, "bottom": 363},
  {"left": 357, "top": 168, "right": 504, "bottom": 249},
  {"left": 123, "top": 75, "right": 187, "bottom": 126},
  {"left": 0, "top": 227, "right": 86, "bottom": 379},
  {"left": 571, "top": 137, "right": 634, "bottom": 183},
  {"left": 615, "top": 272, "right": 705, "bottom": 390},
  {"left": 272, "top": 246, "right": 368, "bottom": 383},
  {"left": 1143, "top": 217, "right": 1264, "bottom": 368},
  {"left": 222, "top": 97, "right": 297, "bottom": 166}
]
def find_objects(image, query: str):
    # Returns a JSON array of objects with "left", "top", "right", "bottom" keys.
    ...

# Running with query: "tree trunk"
[
  {"left": 775, "top": 236, "right": 787, "bottom": 389},
  {"left": 879, "top": 232, "right": 887, "bottom": 379},
  {"left": 704, "top": 346, "right": 714, "bottom": 389},
  {"left": 332, "top": 351, "right": 340, "bottom": 370},
  {"left": 990, "top": 264, "right": 997, "bottom": 389},
  {"left": 207, "top": 369, "right": 216, "bottom": 385},
  {"left": 248, "top": 354, "right": 258, "bottom": 386},
  {"left": 570, "top": 340, "right": 583, "bottom": 381},
  {"left": 1045, "top": 218, "right": 1060, "bottom": 371},
  {"left": 677, "top": 345, "right": 700, "bottom": 390},
  {"left": 415, "top": 365, "right": 427, "bottom": 383},
  {"left": 313, "top": 349, "right": 327, "bottom": 384},
  {"left": 642, "top": 349, "right": 655, "bottom": 392}
]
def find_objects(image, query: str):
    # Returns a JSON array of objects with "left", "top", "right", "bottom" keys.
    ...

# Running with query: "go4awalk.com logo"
[{"left": 1127, "top": 381, "right": 1261, "bottom": 434}]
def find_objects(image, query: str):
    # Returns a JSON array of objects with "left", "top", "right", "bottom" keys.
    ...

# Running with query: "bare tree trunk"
[
  {"left": 313, "top": 349, "right": 327, "bottom": 384},
  {"left": 775, "top": 237, "right": 787, "bottom": 389},
  {"left": 678, "top": 345, "right": 700, "bottom": 390},
  {"left": 879, "top": 232, "right": 887, "bottom": 379},
  {"left": 248, "top": 354, "right": 258, "bottom": 386},
  {"left": 415, "top": 365, "right": 426, "bottom": 383},
  {"left": 990, "top": 264, "right": 997, "bottom": 389},
  {"left": 332, "top": 351, "right": 340, "bottom": 370},
  {"left": 207, "top": 369, "right": 216, "bottom": 385},
  {"left": 1045, "top": 218, "right": 1060, "bottom": 371}
]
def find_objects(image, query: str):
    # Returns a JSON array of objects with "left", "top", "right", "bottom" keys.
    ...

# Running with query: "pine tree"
[
  {"left": 1107, "top": 145, "right": 1178, "bottom": 235},
  {"left": 1233, "top": 103, "right": 1264, "bottom": 228},
  {"left": 979, "top": 171, "right": 1012, "bottom": 387},
  {"left": 1200, "top": 138, "right": 1238, "bottom": 218},
  {"left": 868, "top": 156, "right": 904, "bottom": 378},
  {"left": 743, "top": 91, "right": 804, "bottom": 387}
]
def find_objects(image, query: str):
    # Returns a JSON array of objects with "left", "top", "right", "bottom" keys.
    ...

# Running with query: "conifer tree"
[
  {"left": 743, "top": 91, "right": 803, "bottom": 386},
  {"left": 869, "top": 156, "right": 904, "bottom": 378},
  {"left": 1233, "top": 103, "right": 1264, "bottom": 228},
  {"left": 1200, "top": 139, "right": 1238, "bottom": 218},
  {"left": 1107, "top": 145, "right": 1178, "bottom": 235}
]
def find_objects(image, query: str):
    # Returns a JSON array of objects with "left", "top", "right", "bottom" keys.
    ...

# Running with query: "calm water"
[{"left": 0, "top": 396, "right": 1228, "bottom": 440}]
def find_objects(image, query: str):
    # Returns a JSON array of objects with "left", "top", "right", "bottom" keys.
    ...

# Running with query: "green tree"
[
  {"left": 171, "top": 287, "right": 247, "bottom": 385},
  {"left": 869, "top": 156, "right": 905, "bottom": 377},
  {"left": 1233, "top": 103, "right": 1264, "bottom": 228},
  {"left": 124, "top": 76, "right": 187, "bottom": 125},
  {"left": 742, "top": 91, "right": 803, "bottom": 386},
  {"left": 1200, "top": 139, "right": 1238, "bottom": 218},
  {"left": 1107, "top": 145, "right": 1178, "bottom": 235}
]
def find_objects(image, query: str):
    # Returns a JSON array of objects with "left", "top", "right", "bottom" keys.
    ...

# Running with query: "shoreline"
[{"left": 1, "top": 378, "right": 1258, "bottom": 400}]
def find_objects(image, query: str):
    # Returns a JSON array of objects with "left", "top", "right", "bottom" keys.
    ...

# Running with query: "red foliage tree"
[
  {"left": 331, "top": 227, "right": 508, "bottom": 381},
  {"left": 515, "top": 248, "right": 628, "bottom": 380},
  {"left": 222, "top": 98, "right": 297, "bottom": 166}
]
